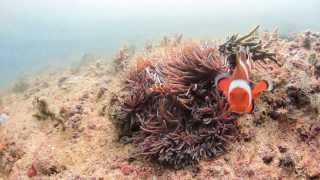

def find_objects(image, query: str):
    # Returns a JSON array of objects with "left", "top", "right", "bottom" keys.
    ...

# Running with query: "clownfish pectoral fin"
[
  {"left": 216, "top": 77, "right": 231, "bottom": 97},
  {"left": 252, "top": 80, "right": 272, "bottom": 99}
]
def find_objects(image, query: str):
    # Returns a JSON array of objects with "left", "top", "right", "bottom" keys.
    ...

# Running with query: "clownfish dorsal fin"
[
  {"left": 239, "top": 46, "right": 247, "bottom": 62},
  {"left": 235, "top": 52, "right": 241, "bottom": 67},
  {"left": 217, "top": 77, "right": 231, "bottom": 97},
  {"left": 252, "top": 80, "right": 272, "bottom": 99},
  {"left": 232, "top": 53, "right": 250, "bottom": 80}
]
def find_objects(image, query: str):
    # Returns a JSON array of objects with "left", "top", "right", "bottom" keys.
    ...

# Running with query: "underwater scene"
[{"left": 1, "top": 0, "right": 320, "bottom": 179}]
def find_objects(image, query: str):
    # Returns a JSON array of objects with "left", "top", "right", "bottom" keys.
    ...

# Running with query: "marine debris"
[
  {"left": 0, "top": 113, "right": 9, "bottom": 124},
  {"left": 109, "top": 27, "right": 276, "bottom": 168}
]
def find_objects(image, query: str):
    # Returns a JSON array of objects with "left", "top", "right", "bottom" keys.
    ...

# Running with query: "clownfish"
[{"left": 216, "top": 47, "right": 272, "bottom": 113}]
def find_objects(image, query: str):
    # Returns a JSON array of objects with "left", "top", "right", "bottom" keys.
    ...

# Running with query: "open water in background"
[{"left": 1, "top": 0, "right": 319, "bottom": 87}]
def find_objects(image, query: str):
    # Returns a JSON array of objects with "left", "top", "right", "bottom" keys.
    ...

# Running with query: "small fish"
[{"left": 216, "top": 47, "right": 272, "bottom": 113}]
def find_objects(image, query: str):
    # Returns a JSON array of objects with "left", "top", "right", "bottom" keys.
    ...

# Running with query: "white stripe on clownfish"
[{"left": 228, "top": 79, "right": 252, "bottom": 109}]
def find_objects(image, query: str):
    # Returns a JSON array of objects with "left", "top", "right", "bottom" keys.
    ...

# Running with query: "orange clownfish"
[{"left": 216, "top": 47, "right": 272, "bottom": 113}]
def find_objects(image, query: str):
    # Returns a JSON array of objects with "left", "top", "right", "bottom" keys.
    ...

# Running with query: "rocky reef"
[{"left": 0, "top": 28, "right": 320, "bottom": 179}]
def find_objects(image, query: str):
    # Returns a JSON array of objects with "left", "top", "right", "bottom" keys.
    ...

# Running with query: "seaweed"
[
  {"left": 32, "top": 97, "right": 56, "bottom": 120},
  {"left": 32, "top": 97, "right": 65, "bottom": 130},
  {"left": 219, "top": 25, "right": 279, "bottom": 69},
  {"left": 110, "top": 43, "right": 239, "bottom": 168}
]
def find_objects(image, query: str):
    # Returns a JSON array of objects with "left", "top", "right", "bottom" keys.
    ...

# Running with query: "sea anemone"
[{"left": 110, "top": 42, "right": 239, "bottom": 168}]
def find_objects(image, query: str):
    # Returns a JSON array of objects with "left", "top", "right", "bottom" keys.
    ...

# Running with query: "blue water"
[{"left": 1, "top": 0, "right": 320, "bottom": 87}]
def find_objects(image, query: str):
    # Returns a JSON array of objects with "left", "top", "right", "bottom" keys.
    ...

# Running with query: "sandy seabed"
[{"left": 0, "top": 30, "right": 320, "bottom": 179}]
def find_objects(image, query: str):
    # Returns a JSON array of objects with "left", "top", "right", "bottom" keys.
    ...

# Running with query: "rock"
[
  {"left": 0, "top": 142, "right": 24, "bottom": 175},
  {"left": 58, "top": 76, "right": 82, "bottom": 90},
  {"left": 279, "top": 156, "right": 295, "bottom": 171},
  {"left": 119, "top": 136, "right": 132, "bottom": 144},
  {"left": 315, "top": 63, "right": 320, "bottom": 79},
  {"left": 308, "top": 53, "right": 318, "bottom": 65},
  {"left": 57, "top": 77, "right": 68, "bottom": 88},
  {"left": 120, "top": 164, "right": 134, "bottom": 176},
  {"left": 302, "top": 36, "right": 312, "bottom": 50},
  {"left": 262, "top": 155, "right": 274, "bottom": 165},
  {"left": 26, "top": 164, "right": 37, "bottom": 177},
  {"left": 286, "top": 86, "right": 311, "bottom": 109},
  {"left": 269, "top": 108, "right": 288, "bottom": 121},
  {"left": 297, "top": 121, "right": 320, "bottom": 145},
  {"left": 33, "top": 159, "right": 66, "bottom": 176},
  {"left": 32, "top": 97, "right": 57, "bottom": 120},
  {"left": 307, "top": 174, "right": 320, "bottom": 180},
  {"left": 278, "top": 146, "right": 288, "bottom": 153}
]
